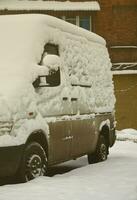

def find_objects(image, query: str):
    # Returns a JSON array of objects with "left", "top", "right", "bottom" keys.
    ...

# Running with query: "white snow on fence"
[
  {"left": 111, "top": 46, "right": 137, "bottom": 49},
  {"left": 112, "top": 62, "right": 137, "bottom": 74},
  {"left": 0, "top": 0, "right": 100, "bottom": 11}
]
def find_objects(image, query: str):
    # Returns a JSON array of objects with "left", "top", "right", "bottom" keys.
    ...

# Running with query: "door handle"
[
  {"left": 62, "top": 97, "right": 68, "bottom": 101},
  {"left": 69, "top": 136, "right": 73, "bottom": 140},
  {"left": 62, "top": 136, "right": 73, "bottom": 141},
  {"left": 71, "top": 98, "right": 78, "bottom": 101}
]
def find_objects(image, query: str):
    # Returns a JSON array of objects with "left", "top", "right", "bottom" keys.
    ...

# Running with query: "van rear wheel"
[
  {"left": 88, "top": 135, "right": 108, "bottom": 164},
  {"left": 17, "top": 142, "right": 48, "bottom": 182}
]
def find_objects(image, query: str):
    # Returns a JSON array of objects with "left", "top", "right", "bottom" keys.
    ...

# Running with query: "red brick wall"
[
  {"left": 109, "top": 48, "right": 137, "bottom": 63},
  {"left": 95, "top": 0, "right": 137, "bottom": 63}
]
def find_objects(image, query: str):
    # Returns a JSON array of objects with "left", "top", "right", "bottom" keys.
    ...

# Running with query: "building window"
[
  {"left": 65, "top": 17, "right": 77, "bottom": 25},
  {"left": 59, "top": 16, "right": 92, "bottom": 31},
  {"left": 79, "top": 16, "right": 91, "bottom": 31}
]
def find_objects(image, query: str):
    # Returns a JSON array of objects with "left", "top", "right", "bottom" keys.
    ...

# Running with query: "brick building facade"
[{"left": 95, "top": 0, "right": 137, "bottom": 68}]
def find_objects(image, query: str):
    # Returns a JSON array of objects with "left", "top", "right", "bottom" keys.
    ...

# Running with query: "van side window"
[
  {"left": 34, "top": 44, "right": 61, "bottom": 88},
  {"left": 44, "top": 43, "right": 59, "bottom": 56},
  {"left": 39, "top": 43, "right": 59, "bottom": 65}
]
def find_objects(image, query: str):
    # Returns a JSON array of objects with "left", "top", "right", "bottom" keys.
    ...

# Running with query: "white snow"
[
  {"left": 112, "top": 63, "right": 137, "bottom": 74},
  {"left": 60, "top": 32, "right": 114, "bottom": 113},
  {"left": 0, "top": 114, "right": 49, "bottom": 147},
  {"left": 0, "top": 14, "right": 114, "bottom": 146},
  {"left": 117, "top": 129, "right": 137, "bottom": 143},
  {"left": 0, "top": 140, "right": 137, "bottom": 200},
  {"left": 111, "top": 46, "right": 137, "bottom": 49},
  {"left": 42, "top": 54, "right": 61, "bottom": 71},
  {"left": 113, "top": 70, "right": 137, "bottom": 75},
  {"left": 0, "top": 0, "right": 100, "bottom": 11},
  {"left": 99, "top": 119, "right": 110, "bottom": 131}
]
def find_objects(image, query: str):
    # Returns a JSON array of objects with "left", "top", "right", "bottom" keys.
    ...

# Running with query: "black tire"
[
  {"left": 88, "top": 135, "right": 108, "bottom": 164},
  {"left": 17, "top": 142, "right": 48, "bottom": 182}
]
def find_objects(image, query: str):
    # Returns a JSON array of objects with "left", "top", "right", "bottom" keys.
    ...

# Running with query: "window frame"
[
  {"left": 61, "top": 16, "right": 92, "bottom": 31},
  {"left": 79, "top": 16, "right": 92, "bottom": 31}
]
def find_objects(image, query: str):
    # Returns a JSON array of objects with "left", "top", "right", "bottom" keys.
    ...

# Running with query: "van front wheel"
[
  {"left": 17, "top": 142, "right": 48, "bottom": 182},
  {"left": 88, "top": 135, "right": 108, "bottom": 164}
]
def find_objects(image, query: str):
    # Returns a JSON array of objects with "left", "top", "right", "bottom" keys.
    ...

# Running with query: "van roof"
[{"left": 0, "top": 14, "right": 106, "bottom": 45}]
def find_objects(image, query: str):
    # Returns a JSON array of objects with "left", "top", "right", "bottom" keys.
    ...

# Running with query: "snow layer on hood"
[{"left": 0, "top": 14, "right": 114, "bottom": 122}]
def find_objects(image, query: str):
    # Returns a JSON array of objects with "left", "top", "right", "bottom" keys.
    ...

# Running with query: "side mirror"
[
  {"left": 33, "top": 54, "right": 61, "bottom": 88},
  {"left": 33, "top": 68, "right": 61, "bottom": 88},
  {"left": 46, "top": 67, "right": 60, "bottom": 86}
]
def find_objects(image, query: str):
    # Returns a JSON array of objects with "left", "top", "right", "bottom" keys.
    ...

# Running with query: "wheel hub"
[
  {"left": 100, "top": 144, "right": 107, "bottom": 161},
  {"left": 26, "top": 154, "right": 46, "bottom": 179}
]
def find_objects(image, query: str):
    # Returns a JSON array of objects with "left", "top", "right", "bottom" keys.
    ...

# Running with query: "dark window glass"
[
  {"left": 39, "top": 43, "right": 59, "bottom": 65},
  {"left": 46, "top": 69, "right": 60, "bottom": 86},
  {"left": 44, "top": 43, "right": 59, "bottom": 55},
  {"left": 65, "top": 17, "right": 76, "bottom": 25},
  {"left": 79, "top": 16, "right": 90, "bottom": 31},
  {"left": 57, "top": 16, "right": 62, "bottom": 19}
]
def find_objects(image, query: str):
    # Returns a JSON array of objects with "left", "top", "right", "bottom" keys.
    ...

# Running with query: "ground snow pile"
[{"left": 117, "top": 129, "right": 137, "bottom": 143}]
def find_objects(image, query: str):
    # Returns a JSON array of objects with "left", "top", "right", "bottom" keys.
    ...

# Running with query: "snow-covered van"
[{"left": 0, "top": 14, "right": 116, "bottom": 182}]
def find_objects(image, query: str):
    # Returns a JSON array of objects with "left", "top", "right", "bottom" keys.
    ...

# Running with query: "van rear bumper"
[{"left": 0, "top": 144, "right": 24, "bottom": 178}]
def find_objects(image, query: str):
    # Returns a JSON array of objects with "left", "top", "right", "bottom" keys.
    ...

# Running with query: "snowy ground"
[
  {"left": 117, "top": 129, "right": 137, "bottom": 143},
  {"left": 0, "top": 131, "right": 137, "bottom": 200}
]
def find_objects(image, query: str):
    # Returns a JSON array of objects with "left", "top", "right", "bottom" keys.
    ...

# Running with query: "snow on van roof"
[
  {"left": 0, "top": 14, "right": 106, "bottom": 45},
  {"left": 0, "top": 14, "right": 105, "bottom": 45},
  {"left": 0, "top": 14, "right": 113, "bottom": 123},
  {"left": 42, "top": 14, "right": 105, "bottom": 45},
  {"left": 0, "top": 0, "right": 100, "bottom": 11}
]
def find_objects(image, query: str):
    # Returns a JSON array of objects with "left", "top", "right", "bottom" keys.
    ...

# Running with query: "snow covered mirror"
[{"left": 33, "top": 55, "right": 61, "bottom": 88}]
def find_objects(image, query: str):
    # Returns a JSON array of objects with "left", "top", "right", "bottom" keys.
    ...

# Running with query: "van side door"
[
  {"left": 70, "top": 85, "right": 96, "bottom": 158},
  {"left": 35, "top": 43, "right": 72, "bottom": 164}
]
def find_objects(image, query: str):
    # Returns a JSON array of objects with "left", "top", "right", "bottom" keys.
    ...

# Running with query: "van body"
[{"left": 0, "top": 14, "right": 116, "bottom": 181}]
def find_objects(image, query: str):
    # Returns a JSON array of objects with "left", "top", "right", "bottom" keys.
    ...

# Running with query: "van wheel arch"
[
  {"left": 87, "top": 125, "right": 110, "bottom": 164},
  {"left": 26, "top": 130, "right": 48, "bottom": 157},
  {"left": 16, "top": 130, "right": 49, "bottom": 182}
]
